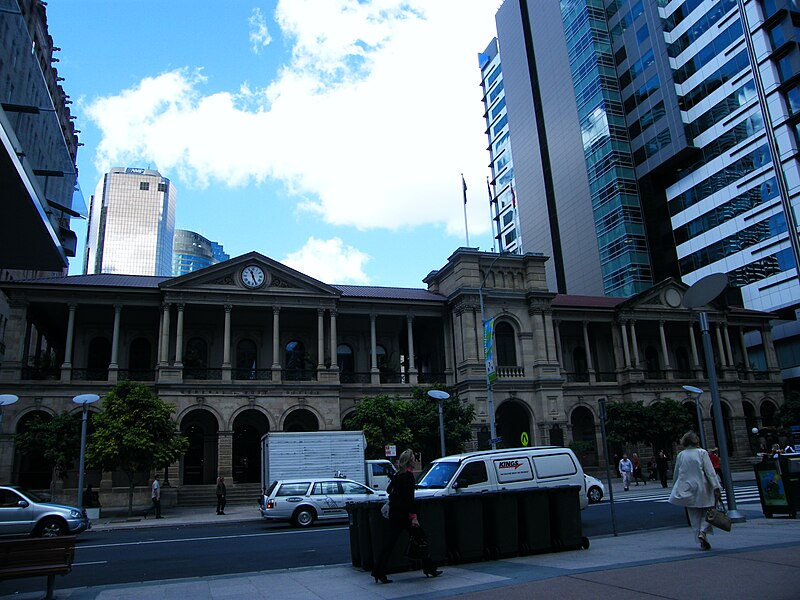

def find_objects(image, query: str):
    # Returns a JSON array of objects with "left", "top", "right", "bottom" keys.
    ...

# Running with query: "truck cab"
[{"left": 365, "top": 459, "right": 397, "bottom": 491}]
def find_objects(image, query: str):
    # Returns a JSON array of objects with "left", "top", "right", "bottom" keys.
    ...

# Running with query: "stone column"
[
  {"left": 620, "top": 321, "right": 631, "bottom": 367},
  {"left": 739, "top": 327, "right": 751, "bottom": 376},
  {"left": 689, "top": 322, "right": 701, "bottom": 378},
  {"left": 370, "top": 313, "right": 379, "bottom": 384},
  {"left": 109, "top": 304, "right": 122, "bottom": 382},
  {"left": 543, "top": 311, "right": 557, "bottom": 363},
  {"left": 659, "top": 320, "right": 672, "bottom": 379},
  {"left": 175, "top": 304, "right": 185, "bottom": 366},
  {"left": 582, "top": 321, "right": 595, "bottom": 382},
  {"left": 272, "top": 307, "right": 281, "bottom": 372},
  {"left": 222, "top": 305, "right": 232, "bottom": 382},
  {"left": 554, "top": 319, "right": 564, "bottom": 371},
  {"left": 406, "top": 314, "right": 417, "bottom": 384},
  {"left": 762, "top": 325, "right": 779, "bottom": 371},
  {"left": 217, "top": 431, "right": 233, "bottom": 480},
  {"left": 723, "top": 323, "right": 734, "bottom": 367},
  {"left": 531, "top": 310, "right": 545, "bottom": 363},
  {"left": 160, "top": 304, "right": 171, "bottom": 366},
  {"left": 630, "top": 320, "right": 640, "bottom": 367},
  {"left": 317, "top": 309, "right": 326, "bottom": 370},
  {"left": 714, "top": 322, "right": 727, "bottom": 367},
  {"left": 62, "top": 303, "right": 76, "bottom": 368},
  {"left": 329, "top": 310, "right": 339, "bottom": 370}
]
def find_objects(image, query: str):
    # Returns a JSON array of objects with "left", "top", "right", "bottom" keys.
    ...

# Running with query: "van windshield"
[{"left": 416, "top": 461, "right": 459, "bottom": 489}]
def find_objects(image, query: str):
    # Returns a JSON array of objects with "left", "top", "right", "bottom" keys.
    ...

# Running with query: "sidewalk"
[{"left": 7, "top": 471, "right": 799, "bottom": 600}]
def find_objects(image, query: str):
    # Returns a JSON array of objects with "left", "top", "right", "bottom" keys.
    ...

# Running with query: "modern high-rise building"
[
  {"left": 172, "top": 229, "right": 230, "bottom": 276},
  {"left": 84, "top": 168, "right": 177, "bottom": 276},
  {"left": 479, "top": 38, "right": 522, "bottom": 254},
  {"left": 490, "top": 0, "right": 800, "bottom": 383}
]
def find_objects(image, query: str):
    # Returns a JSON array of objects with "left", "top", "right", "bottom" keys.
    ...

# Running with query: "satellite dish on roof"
[{"left": 682, "top": 273, "right": 728, "bottom": 309}]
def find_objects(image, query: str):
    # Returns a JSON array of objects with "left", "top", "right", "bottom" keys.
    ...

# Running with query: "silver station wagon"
[
  {"left": 260, "top": 478, "right": 387, "bottom": 527},
  {"left": 0, "top": 485, "right": 91, "bottom": 537}
]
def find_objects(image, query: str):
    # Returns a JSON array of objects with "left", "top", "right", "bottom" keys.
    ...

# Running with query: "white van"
[{"left": 415, "top": 447, "right": 588, "bottom": 510}]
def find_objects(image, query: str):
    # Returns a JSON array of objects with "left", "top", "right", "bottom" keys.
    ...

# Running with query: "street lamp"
[
  {"left": 0, "top": 394, "right": 19, "bottom": 429},
  {"left": 478, "top": 252, "right": 507, "bottom": 450},
  {"left": 427, "top": 390, "right": 450, "bottom": 458},
  {"left": 682, "top": 385, "right": 707, "bottom": 450},
  {"left": 73, "top": 394, "right": 99, "bottom": 509}
]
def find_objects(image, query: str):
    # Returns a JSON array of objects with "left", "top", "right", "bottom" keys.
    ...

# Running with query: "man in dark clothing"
[{"left": 656, "top": 450, "right": 670, "bottom": 488}]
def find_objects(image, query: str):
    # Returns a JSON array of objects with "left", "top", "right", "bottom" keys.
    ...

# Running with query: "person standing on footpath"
[
  {"left": 144, "top": 474, "right": 162, "bottom": 519},
  {"left": 618, "top": 454, "right": 633, "bottom": 491},
  {"left": 216, "top": 476, "right": 227, "bottom": 515},
  {"left": 656, "top": 450, "right": 670, "bottom": 488},
  {"left": 371, "top": 449, "right": 442, "bottom": 584},
  {"left": 668, "top": 431, "right": 721, "bottom": 551}
]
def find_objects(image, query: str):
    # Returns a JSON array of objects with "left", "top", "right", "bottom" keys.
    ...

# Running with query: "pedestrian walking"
[
  {"left": 632, "top": 453, "right": 646, "bottom": 485},
  {"left": 657, "top": 450, "right": 669, "bottom": 488},
  {"left": 371, "top": 449, "right": 442, "bottom": 584},
  {"left": 618, "top": 454, "right": 633, "bottom": 491},
  {"left": 144, "top": 474, "right": 162, "bottom": 519},
  {"left": 216, "top": 476, "right": 226, "bottom": 515},
  {"left": 668, "top": 431, "right": 721, "bottom": 551},
  {"left": 709, "top": 447, "right": 722, "bottom": 481}
]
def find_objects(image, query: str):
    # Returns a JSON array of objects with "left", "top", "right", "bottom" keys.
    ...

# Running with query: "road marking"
[
  {"left": 79, "top": 526, "right": 349, "bottom": 550},
  {"left": 74, "top": 561, "right": 108, "bottom": 566}
]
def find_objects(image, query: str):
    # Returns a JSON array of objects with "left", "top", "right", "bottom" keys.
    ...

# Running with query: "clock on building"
[{"left": 241, "top": 265, "right": 266, "bottom": 289}]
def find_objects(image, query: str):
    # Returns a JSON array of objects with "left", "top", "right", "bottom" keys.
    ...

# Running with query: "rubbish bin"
[
  {"left": 482, "top": 491, "right": 519, "bottom": 559},
  {"left": 548, "top": 485, "right": 589, "bottom": 551},
  {"left": 754, "top": 457, "right": 799, "bottom": 518},
  {"left": 346, "top": 502, "right": 361, "bottom": 567},
  {"left": 368, "top": 503, "right": 408, "bottom": 574},
  {"left": 415, "top": 497, "right": 447, "bottom": 567},
  {"left": 444, "top": 494, "right": 484, "bottom": 563},
  {"left": 517, "top": 488, "right": 551, "bottom": 555}
]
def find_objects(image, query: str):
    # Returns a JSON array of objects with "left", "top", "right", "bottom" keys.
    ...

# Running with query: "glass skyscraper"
[
  {"left": 172, "top": 229, "right": 230, "bottom": 276},
  {"left": 84, "top": 168, "right": 177, "bottom": 276}
]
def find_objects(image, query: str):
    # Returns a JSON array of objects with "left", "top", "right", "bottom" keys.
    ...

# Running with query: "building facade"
[
  {"left": 84, "top": 168, "right": 177, "bottom": 277},
  {"left": 172, "top": 229, "right": 229, "bottom": 277},
  {"left": 0, "top": 249, "right": 784, "bottom": 506},
  {"left": 491, "top": 0, "right": 800, "bottom": 384}
]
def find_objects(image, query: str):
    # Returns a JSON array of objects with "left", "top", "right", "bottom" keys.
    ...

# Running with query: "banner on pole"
[{"left": 484, "top": 317, "right": 497, "bottom": 382}]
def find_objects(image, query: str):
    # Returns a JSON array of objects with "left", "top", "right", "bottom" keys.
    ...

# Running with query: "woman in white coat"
[{"left": 668, "top": 431, "right": 721, "bottom": 550}]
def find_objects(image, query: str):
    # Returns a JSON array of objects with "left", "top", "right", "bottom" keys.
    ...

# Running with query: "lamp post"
[
  {"left": 427, "top": 390, "right": 450, "bottom": 458},
  {"left": 73, "top": 394, "right": 99, "bottom": 509},
  {"left": 478, "top": 252, "right": 506, "bottom": 450},
  {"left": 682, "top": 385, "right": 707, "bottom": 450},
  {"left": 0, "top": 394, "right": 19, "bottom": 432}
]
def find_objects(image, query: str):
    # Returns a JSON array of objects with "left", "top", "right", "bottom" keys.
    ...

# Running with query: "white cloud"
[
  {"left": 281, "top": 237, "right": 370, "bottom": 284},
  {"left": 249, "top": 7, "right": 272, "bottom": 54},
  {"left": 82, "top": 0, "right": 497, "bottom": 237}
]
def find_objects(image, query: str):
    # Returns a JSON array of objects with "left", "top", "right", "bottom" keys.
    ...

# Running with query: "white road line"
[{"left": 74, "top": 561, "right": 108, "bottom": 566}]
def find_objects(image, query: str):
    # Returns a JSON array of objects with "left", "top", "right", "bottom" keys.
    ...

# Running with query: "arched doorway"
[
  {"left": 495, "top": 400, "right": 531, "bottom": 449},
  {"left": 232, "top": 410, "right": 269, "bottom": 484},
  {"left": 14, "top": 411, "right": 53, "bottom": 489},
  {"left": 180, "top": 409, "right": 219, "bottom": 485},
  {"left": 283, "top": 409, "right": 319, "bottom": 432},
  {"left": 495, "top": 322, "right": 517, "bottom": 366},
  {"left": 570, "top": 406, "right": 597, "bottom": 466},
  {"left": 760, "top": 400, "right": 778, "bottom": 426}
]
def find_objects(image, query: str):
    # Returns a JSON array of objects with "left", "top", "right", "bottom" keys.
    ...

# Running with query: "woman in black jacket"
[{"left": 371, "top": 449, "right": 442, "bottom": 584}]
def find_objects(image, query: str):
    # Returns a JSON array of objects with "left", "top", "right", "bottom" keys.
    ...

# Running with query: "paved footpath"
[{"left": 4, "top": 473, "right": 800, "bottom": 600}]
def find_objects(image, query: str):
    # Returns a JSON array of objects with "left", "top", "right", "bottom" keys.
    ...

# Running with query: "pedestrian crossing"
[{"left": 602, "top": 485, "right": 761, "bottom": 505}]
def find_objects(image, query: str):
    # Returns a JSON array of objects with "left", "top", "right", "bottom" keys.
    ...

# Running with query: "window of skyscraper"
[{"left": 139, "top": 181, "right": 150, "bottom": 191}]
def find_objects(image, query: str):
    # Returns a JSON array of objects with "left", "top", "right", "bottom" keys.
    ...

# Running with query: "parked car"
[
  {"left": 259, "top": 478, "right": 387, "bottom": 527},
  {"left": 585, "top": 474, "right": 605, "bottom": 503},
  {"left": 0, "top": 485, "right": 91, "bottom": 537}
]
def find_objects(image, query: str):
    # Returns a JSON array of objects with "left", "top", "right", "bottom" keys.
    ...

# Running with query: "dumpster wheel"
[{"left": 581, "top": 537, "right": 590, "bottom": 549}]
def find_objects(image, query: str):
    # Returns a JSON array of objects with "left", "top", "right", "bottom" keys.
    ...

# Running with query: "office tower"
[
  {"left": 492, "top": 0, "right": 800, "bottom": 382},
  {"left": 172, "top": 229, "right": 230, "bottom": 276},
  {"left": 84, "top": 168, "right": 177, "bottom": 276},
  {"left": 0, "top": 0, "right": 81, "bottom": 270},
  {"left": 479, "top": 39, "right": 522, "bottom": 254}
]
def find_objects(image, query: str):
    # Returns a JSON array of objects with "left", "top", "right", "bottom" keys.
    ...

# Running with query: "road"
[{"left": 0, "top": 482, "right": 763, "bottom": 596}]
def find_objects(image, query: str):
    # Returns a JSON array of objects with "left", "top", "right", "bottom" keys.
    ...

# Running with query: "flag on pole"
[{"left": 462, "top": 174, "right": 468, "bottom": 205}]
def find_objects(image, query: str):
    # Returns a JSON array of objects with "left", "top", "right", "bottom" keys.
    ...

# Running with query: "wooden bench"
[{"left": 0, "top": 535, "right": 76, "bottom": 600}]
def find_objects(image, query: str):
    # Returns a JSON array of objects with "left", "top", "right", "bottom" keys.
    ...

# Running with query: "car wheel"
[
  {"left": 38, "top": 518, "right": 66, "bottom": 537},
  {"left": 292, "top": 507, "right": 316, "bottom": 527},
  {"left": 588, "top": 486, "right": 603, "bottom": 503}
]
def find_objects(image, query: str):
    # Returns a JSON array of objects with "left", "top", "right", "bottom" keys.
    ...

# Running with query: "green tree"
[
  {"left": 649, "top": 399, "right": 694, "bottom": 451},
  {"left": 342, "top": 395, "right": 414, "bottom": 459},
  {"left": 86, "top": 382, "right": 188, "bottom": 514},
  {"left": 604, "top": 401, "right": 653, "bottom": 448},
  {"left": 14, "top": 411, "right": 82, "bottom": 494},
  {"left": 406, "top": 387, "right": 475, "bottom": 462},
  {"left": 777, "top": 392, "right": 800, "bottom": 427}
]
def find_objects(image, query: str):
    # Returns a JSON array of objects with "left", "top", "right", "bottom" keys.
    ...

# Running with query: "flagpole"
[{"left": 462, "top": 174, "right": 470, "bottom": 246}]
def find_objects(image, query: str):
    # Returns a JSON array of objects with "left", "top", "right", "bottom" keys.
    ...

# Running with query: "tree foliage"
[
  {"left": 604, "top": 399, "right": 692, "bottom": 452},
  {"left": 777, "top": 392, "right": 800, "bottom": 427},
  {"left": 86, "top": 382, "right": 188, "bottom": 514},
  {"left": 15, "top": 411, "right": 82, "bottom": 490},
  {"left": 343, "top": 387, "right": 475, "bottom": 463}
]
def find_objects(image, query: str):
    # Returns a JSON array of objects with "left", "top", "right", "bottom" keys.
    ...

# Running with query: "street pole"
[
  {"left": 73, "top": 394, "right": 99, "bottom": 509},
  {"left": 479, "top": 285, "right": 497, "bottom": 450},
  {"left": 682, "top": 385, "right": 707, "bottom": 449},
  {"left": 427, "top": 390, "right": 450, "bottom": 458},
  {"left": 698, "top": 312, "right": 745, "bottom": 522},
  {"left": 598, "top": 397, "right": 617, "bottom": 536}
]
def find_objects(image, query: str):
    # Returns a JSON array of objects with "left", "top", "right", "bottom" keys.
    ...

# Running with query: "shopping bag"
[{"left": 705, "top": 500, "right": 732, "bottom": 532}]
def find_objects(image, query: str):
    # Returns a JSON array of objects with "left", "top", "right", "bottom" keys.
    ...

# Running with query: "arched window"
[
  {"left": 376, "top": 345, "right": 388, "bottom": 370},
  {"left": 645, "top": 346, "right": 661, "bottom": 378},
  {"left": 87, "top": 337, "right": 110, "bottom": 379},
  {"left": 236, "top": 339, "right": 258, "bottom": 379},
  {"left": 285, "top": 340, "right": 306, "bottom": 380},
  {"left": 338, "top": 344, "right": 354, "bottom": 375},
  {"left": 495, "top": 322, "right": 517, "bottom": 366},
  {"left": 185, "top": 338, "right": 208, "bottom": 378},
  {"left": 128, "top": 338, "right": 152, "bottom": 380}
]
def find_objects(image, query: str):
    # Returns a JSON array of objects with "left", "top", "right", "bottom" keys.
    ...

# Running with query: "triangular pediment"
[
  {"left": 617, "top": 278, "right": 716, "bottom": 313},
  {"left": 160, "top": 251, "right": 341, "bottom": 297}
]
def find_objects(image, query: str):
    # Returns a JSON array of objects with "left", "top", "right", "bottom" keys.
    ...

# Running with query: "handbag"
[
  {"left": 406, "top": 527, "right": 429, "bottom": 560},
  {"left": 705, "top": 500, "right": 732, "bottom": 532},
  {"left": 380, "top": 501, "right": 390, "bottom": 519}
]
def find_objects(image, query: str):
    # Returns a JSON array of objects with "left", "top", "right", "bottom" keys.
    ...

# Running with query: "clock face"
[{"left": 241, "top": 265, "right": 266, "bottom": 288}]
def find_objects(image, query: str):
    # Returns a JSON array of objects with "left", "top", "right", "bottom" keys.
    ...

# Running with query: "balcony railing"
[
  {"left": 118, "top": 369, "right": 156, "bottom": 382},
  {"left": 566, "top": 371, "right": 590, "bottom": 383},
  {"left": 232, "top": 368, "right": 273, "bottom": 381},
  {"left": 380, "top": 372, "right": 405, "bottom": 384},
  {"left": 71, "top": 368, "right": 109, "bottom": 381},
  {"left": 340, "top": 372, "right": 372, "bottom": 384},
  {"left": 20, "top": 367, "right": 60, "bottom": 380},
  {"left": 282, "top": 369, "right": 317, "bottom": 382},
  {"left": 496, "top": 366, "right": 524, "bottom": 378},
  {"left": 418, "top": 372, "right": 447, "bottom": 384},
  {"left": 184, "top": 368, "right": 223, "bottom": 380},
  {"left": 645, "top": 370, "right": 666, "bottom": 380},
  {"left": 595, "top": 371, "right": 617, "bottom": 382}
]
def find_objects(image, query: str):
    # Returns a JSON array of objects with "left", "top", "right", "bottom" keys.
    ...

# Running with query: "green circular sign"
[{"left": 521, "top": 432, "right": 529, "bottom": 447}]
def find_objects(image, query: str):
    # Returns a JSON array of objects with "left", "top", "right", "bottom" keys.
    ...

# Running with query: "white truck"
[{"left": 260, "top": 431, "right": 396, "bottom": 492}]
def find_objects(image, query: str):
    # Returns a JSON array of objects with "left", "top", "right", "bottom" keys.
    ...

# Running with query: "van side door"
[{"left": 452, "top": 460, "right": 492, "bottom": 493}]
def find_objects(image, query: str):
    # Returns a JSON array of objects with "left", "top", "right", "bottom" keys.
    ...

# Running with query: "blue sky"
[{"left": 47, "top": 1, "right": 499, "bottom": 288}]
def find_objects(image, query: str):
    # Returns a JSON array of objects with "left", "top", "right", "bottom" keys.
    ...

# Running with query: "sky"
[{"left": 46, "top": 0, "right": 500, "bottom": 288}]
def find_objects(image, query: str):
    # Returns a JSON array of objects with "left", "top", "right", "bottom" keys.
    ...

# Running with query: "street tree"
[
  {"left": 604, "top": 401, "right": 653, "bottom": 450},
  {"left": 14, "top": 411, "right": 81, "bottom": 494},
  {"left": 649, "top": 399, "right": 694, "bottom": 452},
  {"left": 342, "top": 394, "right": 413, "bottom": 460},
  {"left": 777, "top": 392, "right": 800, "bottom": 427},
  {"left": 407, "top": 387, "right": 474, "bottom": 461},
  {"left": 86, "top": 382, "right": 188, "bottom": 514}
]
